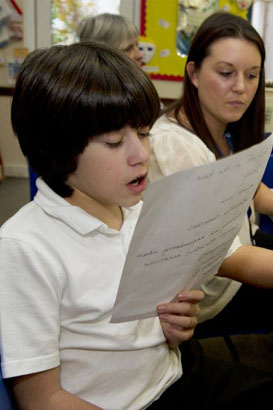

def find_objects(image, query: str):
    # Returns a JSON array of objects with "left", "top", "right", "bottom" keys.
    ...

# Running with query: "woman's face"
[
  {"left": 187, "top": 38, "right": 261, "bottom": 136},
  {"left": 123, "top": 36, "right": 143, "bottom": 66}
]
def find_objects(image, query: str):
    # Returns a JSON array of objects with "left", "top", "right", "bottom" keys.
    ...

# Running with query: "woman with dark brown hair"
[{"left": 149, "top": 11, "right": 273, "bottom": 334}]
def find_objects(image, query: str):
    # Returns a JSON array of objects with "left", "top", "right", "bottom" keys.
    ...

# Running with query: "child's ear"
[{"left": 186, "top": 61, "right": 199, "bottom": 88}]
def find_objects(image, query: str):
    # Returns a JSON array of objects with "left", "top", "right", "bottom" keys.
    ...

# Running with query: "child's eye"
[
  {"left": 106, "top": 141, "right": 123, "bottom": 148},
  {"left": 138, "top": 131, "right": 150, "bottom": 139}
]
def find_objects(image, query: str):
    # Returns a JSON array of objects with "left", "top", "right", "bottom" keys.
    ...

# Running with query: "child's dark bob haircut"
[{"left": 11, "top": 42, "right": 160, "bottom": 197}]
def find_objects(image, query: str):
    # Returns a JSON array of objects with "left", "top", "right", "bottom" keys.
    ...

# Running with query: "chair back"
[
  {"left": 261, "top": 151, "right": 273, "bottom": 234},
  {"left": 0, "top": 356, "right": 15, "bottom": 410},
  {"left": 28, "top": 165, "right": 38, "bottom": 200}
]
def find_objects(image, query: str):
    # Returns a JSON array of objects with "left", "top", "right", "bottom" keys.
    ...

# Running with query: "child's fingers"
[
  {"left": 166, "top": 326, "right": 195, "bottom": 342},
  {"left": 159, "top": 313, "right": 198, "bottom": 330},
  {"left": 177, "top": 289, "right": 205, "bottom": 303},
  {"left": 157, "top": 300, "right": 201, "bottom": 317}
]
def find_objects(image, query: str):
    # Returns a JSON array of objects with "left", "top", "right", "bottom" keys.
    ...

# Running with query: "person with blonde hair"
[{"left": 77, "top": 13, "right": 143, "bottom": 66}]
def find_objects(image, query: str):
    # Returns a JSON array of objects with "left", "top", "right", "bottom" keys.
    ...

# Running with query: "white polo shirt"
[{"left": 0, "top": 178, "right": 181, "bottom": 410}]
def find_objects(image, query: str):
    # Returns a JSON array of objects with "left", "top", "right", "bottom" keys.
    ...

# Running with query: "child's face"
[{"left": 66, "top": 125, "right": 150, "bottom": 215}]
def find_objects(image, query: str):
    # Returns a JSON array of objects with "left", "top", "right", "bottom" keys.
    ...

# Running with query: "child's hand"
[{"left": 157, "top": 290, "right": 204, "bottom": 348}]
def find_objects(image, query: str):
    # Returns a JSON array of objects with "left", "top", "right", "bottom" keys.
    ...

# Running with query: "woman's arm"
[
  {"left": 12, "top": 367, "right": 103, "bottom": 410},
  {"left": 217, "top": 244, "right": 273, "bottom": 287},
  {"left": 253, "top": 182, "right": 273, "bottom": 215}
]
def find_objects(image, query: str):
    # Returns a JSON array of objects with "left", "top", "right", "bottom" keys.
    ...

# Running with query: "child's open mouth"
[
  {"left": 127, "top": 174, "right": 147, "bottom": 193},
  {"left": 129, "top": 176, "right": 145, "bottom": 186}
]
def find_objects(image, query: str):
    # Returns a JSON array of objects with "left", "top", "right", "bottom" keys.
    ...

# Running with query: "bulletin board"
[
  {"left": 0, "top": 0, "right": 25, "bottom": 86},
  {"left": 139, "top": 0, "right": 185, "bottom": 81},
  {"left": 139, "top": 0, "right": 252, "bottom": 82}
]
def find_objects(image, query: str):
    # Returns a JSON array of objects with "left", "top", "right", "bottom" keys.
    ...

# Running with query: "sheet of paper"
[{"left": 111, "top": 135, "right": 273, "bottom": 323}]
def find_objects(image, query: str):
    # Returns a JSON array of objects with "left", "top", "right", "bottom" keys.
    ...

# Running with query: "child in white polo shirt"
[{"left": 1, "top": 41, "right": 273, "bottom": 410}]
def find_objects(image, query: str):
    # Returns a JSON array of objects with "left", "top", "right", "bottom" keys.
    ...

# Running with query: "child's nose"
[{"left": 128, "top": 136, "right": 149, "bottom": 166}]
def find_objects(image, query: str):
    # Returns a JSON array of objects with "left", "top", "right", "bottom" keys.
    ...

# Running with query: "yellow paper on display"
[
  {"left": 140, "top": 0, "right": 186, "bottom": 78},
  {"left": 140, "top": 0, "right": 250, "bottom": 79}
]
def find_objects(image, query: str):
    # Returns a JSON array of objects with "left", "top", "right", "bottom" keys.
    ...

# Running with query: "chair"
[
  {"left": 260, "top": 152, "right": 273, "bottom": 234},
  {"left": 0, "top": 355, "right": 16, "bottom": 410},
  {"left": 28, "top": 165, "right": 38, "bottom": 200},
  {"left": 195, "top": 325, "right": 271, "bottom": 362}
]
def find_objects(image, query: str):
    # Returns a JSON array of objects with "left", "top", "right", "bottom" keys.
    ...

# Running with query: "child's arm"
[
  {"left": 12, "top": 366, "right": 103, "bottom": 410},
  {"left": 157, "top": 289, "right": 204, "bottom": 348},
  {"left": 217, "top": 244, "right": 273, "bottom": 287}
]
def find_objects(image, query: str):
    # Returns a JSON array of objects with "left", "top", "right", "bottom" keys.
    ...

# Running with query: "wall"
[
  {"left": 0, "top": 1, "right": 272, "bottom": 178},
  {"left": 0, "top": 95, "right": 27, "bottom": 177},
  {"left": 152, "top": 79, "right": 182, "bottom": 100},
  {"left": 0, "top": 0, "right": 182, "bottom": 179},
  {"left": 0, "top": 0, "right": 27, "bottom": 178}
]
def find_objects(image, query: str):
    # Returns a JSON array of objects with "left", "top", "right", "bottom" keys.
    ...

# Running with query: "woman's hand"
[{"left": 157, "top": 290, "right": 204, "bottom": 348}]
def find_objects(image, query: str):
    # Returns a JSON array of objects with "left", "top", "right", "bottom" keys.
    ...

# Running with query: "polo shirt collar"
[{"left": 34, "top": 178, "right": 139, "bottom": 235}]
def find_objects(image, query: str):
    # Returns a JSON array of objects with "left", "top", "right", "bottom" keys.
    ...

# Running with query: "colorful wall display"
[{"left": 140, "top": 0, "right": 252, "bottom": 81}]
